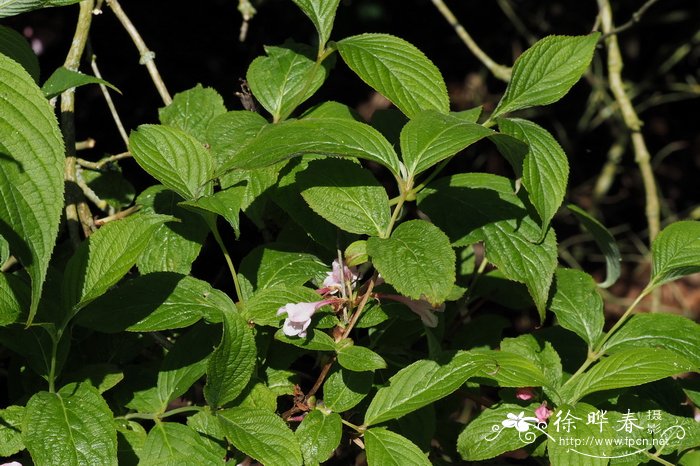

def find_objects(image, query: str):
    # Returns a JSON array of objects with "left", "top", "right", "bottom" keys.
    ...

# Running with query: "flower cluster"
[{"left": 277, "top": 259, "right": 356, "bottom": 337}]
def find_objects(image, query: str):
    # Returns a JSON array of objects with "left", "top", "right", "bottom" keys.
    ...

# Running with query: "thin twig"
[
  {"left": 94, "top": 204, "right": 140, "bottom": 226},
  {"left": 62, "top": 0, "right": 96, "bottom": 247},
  {"left": 76, "top": 166, "right": 114, "bottom": 215},
  {"left": 598, "top": 0, "right": 661, "bottom": 244},
  {"left": 75, "top": 138, "right": 96, "bottom": 150},
  {"left": 91, "top": 54, "right": 129, "bottom": 147},
  {"left": 600, "top": 0, "right": 662, "bottom": 40},
  {"left": 77, "top": 151, "right": 132, "bottom": 171},
  {"left": 105, "top": 0, "right": 172, "bottom": 105},
  {"left": 429, "top": 0, "right": 512, "bottom": 82}
]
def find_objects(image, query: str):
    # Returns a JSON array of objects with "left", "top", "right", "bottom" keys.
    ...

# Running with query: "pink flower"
[
  {"left": 381, "top": 294, "right": 445, "bottom": 327},
  {"left": 535, "top": 403, "right": 553, "bottom": 422},
  {"left": 277, "top": 300, "right": 332, "bottom": 337},
  {"left": 515, "top": 387, "right": 536, "bottom": 401},
  {"left": 1, "top": 462, "right": 22, "bottom": 466},
  {"left": 322, "top": 259, "right": 358, "bottom": 294}
]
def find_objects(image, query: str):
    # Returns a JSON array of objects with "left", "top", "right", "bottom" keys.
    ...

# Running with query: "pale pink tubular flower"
[
  {"left": 277, "top": 300, "right": 333, "bottom": 337},
  {"left": 381, "top": 294, "right": 445, "bottom": 327},
  {"left": 1, "top": 462, "right": 22, "bottom": 466},
  {"left": 535, "top": 403, "right": 553, "bottom": 422},
  {"left": 515, "top": 387, "right": 536, "bottom": 401},
  {"left": 322, "top": 259, "right": 358, "bottom": 294}
]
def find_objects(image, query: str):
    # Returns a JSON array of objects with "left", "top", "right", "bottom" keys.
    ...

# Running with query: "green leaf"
[
  {"left": 299, "top": 158, "right": 391, "bottom": 236},
  {"left": 207, "top": 110, "right": 268, "bottom": 171},
  {"left": 0, "top": 272, "right": 29, "bottom": 326},
  {"left": 471, "top": 350, "right": 549, "bottom": 388},
  {"left": 0, "top": 0, "right": 80, "bottom": 17},
  {"left": 62, "top": 213, "right": 171, "bottom": 312},
  {"left": 650, "top": 220, "right": 700, "bottom": 288},
  {"left": 180, "top": 184, "right": 246, "bottom": 237},
  {"left": 136, "top": 185, "right": 209, "bottom": 275},
  {"left": 271, "top": 158, "right": 342, "bottom": 250},
  {"left": 81, "top": 169, "right": 136, "bottom": 211},
  {"left": 115, "top": 419, "right": 147, "bottom": 466},
  {"left": 500, "top": 335, "right": 563, "bottom": 394},
  {"left": 275, "top": 328, "right": 336, "bottom": 351},
  {"left": 295, "top": 410, "right": 342, "bottom": 465},
  {"left": 243, "top": 285, "right": 326, "bottom": 327},
  {"left": 365, "top": 427, "right": 431, "bottom": 466},
  {"left": 337, "top": 343, "right": 387, "bottom": 372},
  {"left": 549, "top": 268, "right": 604, "bottom": 348},
  {"left": 323, "top": 367, "right": 373, "bottom": 413},
  {"left": 561, "top": 348, "right": 696, "bottom": 403},
  {"left": 216, "top": 117, "right": 401, "bottom": 177},
  {"left": 218, "top": 407, "right": 303, "bottom": 466},
  {"left": 0, "top": 405, "right": 24, "bottom": 456},
  {"left": 247, "top": 42, "right": 332, "bottom": 122},
  {"left": 157, "top": 324, "right": 218, "bottom": 411},
  {"left": 129, "top": 124, "right": 213, "bottom": 200},
  {"left": 158, "top": 84, "right": 226, "bottom": 143},
  {"left": 567, "top": 204, "right": 622, "bottom": 288},
  {"left": 0, "top": 324, "right": 64, "bottom": 379},
  {"left": 367, "top": 220, "right": 455, "bottom": 305},
  {"left": 547, "top": 402, "right": 611, "bottom": 466},
  {"left": 400, "top": 110, "right": 493, "bottom": 178},
  {"left": 23, "top": 383, "right": 117, "bottom": 466},
  {"left": 139, "top": 422, "right": 224, "bottom": 465},
  {"left": 492, "top": 33, "right": 599, "bottom": 118},
  {"left": 77, "top": 273, "right": 232, "bottom": 332},
  {"left": 337, "top": 34, "right": 449, "bottom": 118},
  {"left": 291, "top": 0, "right": 341, "bottom": 50},
  {"left": 63, "top": 363, "right": 124, "bottom": 394},
  {"left": 238, "top": 244, "right": 327, "bottom": 299},
  {"left": 0, "top": 52, "right": 64, "bottom": 325},
  {"left": 457, "top": 402, "right": 541, "bottom": 461},
  {"left": 186, "top": 411, "right": 227, "bottom": 459},
  {"left": 364, "top": 351, "right": 482, "bottom": 425},
  {"left": 41, "top": 66, "right": 120, "bottom": 99},
  {"left": 602, "top": 313, "right": 700, "bottom": 368},
  {"left": 0, "top": 25, "right": 39, "bottom": 82},
  {"left": 417, "top": 173, "right": 558, "bottom": 318},
  {"left": 498, "top": 118, "right": 568, "bottom": 232},
  {"left": 204, "top": 309, "right": 256, "bottom": 408}
]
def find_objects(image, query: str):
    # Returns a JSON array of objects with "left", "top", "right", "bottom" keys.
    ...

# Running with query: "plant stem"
[
  {"left": 62, "top": 0, "right": 96, "bottom": 248},
  {"left": 123, "top": 405, "right": 203, "bottom": 421},
  {"left": 385, "top": 179, "right": 413, "bottom": 237},
  {"left": 90, "top": 54, "right": 129, "bottom": 148},
  {"left": 77, "top": 151, "right": 132, "bottom": 171},
  {"left": 644, "top": 451, "right": 676, "bottom": 466},
  {"left": 560, "top": 286, "right": 650, "bottom": 395},
  {"left": 429, "top": 0, "right": 512, "bottom": 82},
  {"left": 209, "top": 220, "right": 244, "bottom": 304},
  {"left": 598, "top": 0, "right": 660, "bottom": 244},
  {"left": 341, "top": 418, "right": 365, "bottom": 433},
  {"left": 106, "top": 0, "right": 172, "bottom": 105},
  {"left": 342, "top": 272, "right": 378, "bottom": 339}
]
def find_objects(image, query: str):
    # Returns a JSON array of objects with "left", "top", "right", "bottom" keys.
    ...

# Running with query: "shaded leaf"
[
  {"left": 42, "top": 66, "right": 119, "bottom": 99},
  {"left": 204, "top": 309, "right": 257, "bottom": 409}
]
